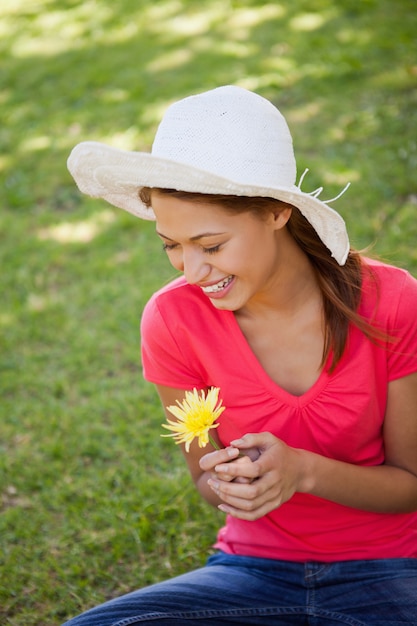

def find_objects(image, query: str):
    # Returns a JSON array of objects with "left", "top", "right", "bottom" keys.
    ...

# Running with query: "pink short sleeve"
[
  {"left": 141, "top": 289, "right": 206, "bottom": 388},
  {"left": 386, "top": 269, "right": 417, "bottom": 381}
]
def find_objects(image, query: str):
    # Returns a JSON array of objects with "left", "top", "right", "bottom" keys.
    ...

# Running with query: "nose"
[{"left": 181, "top": 248, "right": 211, "bottom": 285}]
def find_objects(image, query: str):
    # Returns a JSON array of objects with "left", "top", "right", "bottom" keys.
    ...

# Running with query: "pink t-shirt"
[{"left": 141, "top": 259, "right": 417, "bottom": 562}]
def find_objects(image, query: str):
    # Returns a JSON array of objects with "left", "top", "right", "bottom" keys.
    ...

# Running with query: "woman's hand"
[
  {"left": 200, "top": 446, "right": 258, "bottom": 485},
  {"left": 201, "top": 432, "right": 307, "bottom": 520}
]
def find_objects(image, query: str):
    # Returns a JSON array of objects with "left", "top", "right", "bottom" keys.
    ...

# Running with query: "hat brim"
[{"left": 68, "top": 141, "right": 349, "bottom": 265}]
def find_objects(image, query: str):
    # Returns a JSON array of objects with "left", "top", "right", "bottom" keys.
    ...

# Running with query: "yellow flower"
[{"left": 162, "top": 387, "right": 225, "bottom": 453}]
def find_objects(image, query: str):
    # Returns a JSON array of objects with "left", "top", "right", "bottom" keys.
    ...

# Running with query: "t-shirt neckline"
[{"left": 224, "top": 309, "right": 332, "bottom": 408}]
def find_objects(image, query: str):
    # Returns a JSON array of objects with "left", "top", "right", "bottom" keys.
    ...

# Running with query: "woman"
[{"left": 65, "top": 86, "right": 417, "bottom": 625}]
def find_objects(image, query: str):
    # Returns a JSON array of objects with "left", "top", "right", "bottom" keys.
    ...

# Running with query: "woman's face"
[{"left": 151, "top": 192, "right": 291, "bottom": 312}]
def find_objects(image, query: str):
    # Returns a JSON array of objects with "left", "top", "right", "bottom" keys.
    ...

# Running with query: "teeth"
[{"left": 201, "top": 276, "right": 233, "bottom": 294}]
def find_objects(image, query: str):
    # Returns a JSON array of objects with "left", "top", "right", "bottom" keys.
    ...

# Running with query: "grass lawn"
[{"left": 1, "top": 0, "right": 416, "bottom": 624}]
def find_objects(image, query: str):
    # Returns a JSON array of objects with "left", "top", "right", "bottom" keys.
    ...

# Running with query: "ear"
[{"left": 271, "top": 206, "right": 292, "bottom": 230}]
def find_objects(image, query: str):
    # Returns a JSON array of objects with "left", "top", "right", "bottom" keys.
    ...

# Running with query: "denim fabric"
[{"left": 62, "top": 553, "right": 417, "bottom": 625}]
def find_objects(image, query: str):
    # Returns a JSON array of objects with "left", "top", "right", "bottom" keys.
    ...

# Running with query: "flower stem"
[{"left": 208, "top": 434, "right": 221, "bottom": 450}]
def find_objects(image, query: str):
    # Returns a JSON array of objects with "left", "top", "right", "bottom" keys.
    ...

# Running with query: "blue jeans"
[{"left": 62, "top": 552, "right": 417, "bottom": 625}]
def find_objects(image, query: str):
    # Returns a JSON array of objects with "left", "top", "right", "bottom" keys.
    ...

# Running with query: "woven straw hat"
[{"left": 67, "top": 85, "right": 350, "bottom": 265}]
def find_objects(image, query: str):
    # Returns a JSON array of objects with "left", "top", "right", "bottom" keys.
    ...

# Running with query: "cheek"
[
  {"left": 245, "top": 241, "right": 278, "bottom": 278},
  {"left": 166, "top": 250, "right": 184, "bottom": 271}
]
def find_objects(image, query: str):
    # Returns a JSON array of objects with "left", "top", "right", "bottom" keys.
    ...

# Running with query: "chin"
[{"left": 208, "top": 294, "right": 246, "bottom": 312}]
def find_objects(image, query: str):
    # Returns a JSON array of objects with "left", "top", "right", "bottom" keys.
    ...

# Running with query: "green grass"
[{"left": 1, "top": 0, "right": 416, "bottom": 623}]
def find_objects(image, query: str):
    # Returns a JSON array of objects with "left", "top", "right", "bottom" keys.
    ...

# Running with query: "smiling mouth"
[{"left": 201, "top": 275, "right": 234, "bottom": 294}]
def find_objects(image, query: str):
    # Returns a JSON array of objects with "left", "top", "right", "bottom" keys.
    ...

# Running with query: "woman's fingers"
[
  {"left": 208, "top": 474, "right": 282, "bottom": 520},
  {"left": 206, "top": 434, "right": 304, "bottom": 519},
  {"left": 199, "top": 446, "right": 240, "bottom": 472}
]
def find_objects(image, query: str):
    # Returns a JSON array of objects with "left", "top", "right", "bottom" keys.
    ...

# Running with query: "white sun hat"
[{"left": 67, "top": 85, "right": 350, "bottom": 265}]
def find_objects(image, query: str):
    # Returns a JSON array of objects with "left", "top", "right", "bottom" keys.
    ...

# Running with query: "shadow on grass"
[{"left": 2, "top": 1, "right": 416, "bottom": 230}]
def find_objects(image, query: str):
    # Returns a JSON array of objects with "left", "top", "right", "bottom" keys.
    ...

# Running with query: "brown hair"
[{"left": 139, "top": 187, "right": 383, "bottom": 371}]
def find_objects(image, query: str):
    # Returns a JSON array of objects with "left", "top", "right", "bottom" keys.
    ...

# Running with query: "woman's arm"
[{"left": 205, "top": 371, "right": 417, "bottom": 520}]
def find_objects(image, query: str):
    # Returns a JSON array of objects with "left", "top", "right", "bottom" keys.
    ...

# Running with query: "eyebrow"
[{"left": 156, "top": 230, "right": 227, "bottom": 242}]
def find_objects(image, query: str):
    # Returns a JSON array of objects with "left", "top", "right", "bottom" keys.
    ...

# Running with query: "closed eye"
[
  {"left": 204, "top": 244, "right": 221, "bottom": 255},
  {"left": 162, "top": 242, "right": 179, "bottom": 252},
  {"left": 162, "top": 243, "right": 222, "bottom": 254}
]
